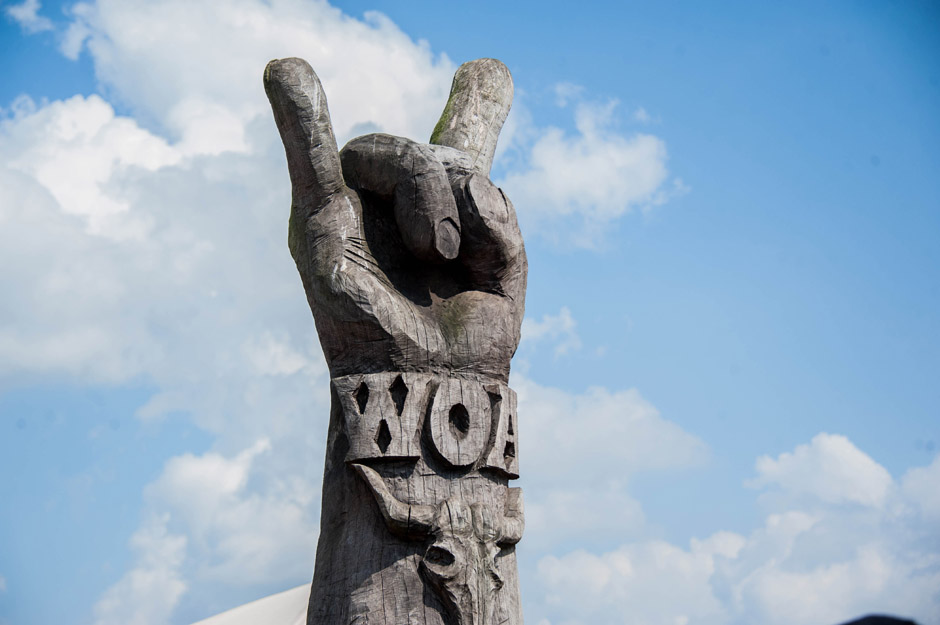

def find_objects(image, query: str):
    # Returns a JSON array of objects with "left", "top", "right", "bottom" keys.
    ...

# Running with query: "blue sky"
[{"left": 1, "top": 1, "right": 938, "bottom": 624}]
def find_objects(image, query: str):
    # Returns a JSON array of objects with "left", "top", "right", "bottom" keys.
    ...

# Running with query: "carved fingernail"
[{"left": 434, "top": 218, "right": 460, "bottom": 260}]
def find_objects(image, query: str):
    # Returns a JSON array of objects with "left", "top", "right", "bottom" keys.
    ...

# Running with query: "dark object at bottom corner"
[{"left": 838, "top": 615, "right": 919, "bottom": 625}]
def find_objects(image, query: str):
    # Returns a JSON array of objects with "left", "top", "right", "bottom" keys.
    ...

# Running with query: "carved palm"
[{"left": 264, "top": 58, "right": 526, "bottom": 382}]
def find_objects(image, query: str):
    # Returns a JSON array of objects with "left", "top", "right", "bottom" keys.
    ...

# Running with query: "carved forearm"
[{"left": 308, "top": 372, "right": 524, "bottom": 625}]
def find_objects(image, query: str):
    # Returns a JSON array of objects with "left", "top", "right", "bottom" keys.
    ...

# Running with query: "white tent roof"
[{"left": 189, "top": 585, "right": 308, "bottom": 625}]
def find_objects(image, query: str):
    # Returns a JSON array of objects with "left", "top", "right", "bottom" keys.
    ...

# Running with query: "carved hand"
[{"left": 264, "top": 58, "right": 526, "bottom": 382}]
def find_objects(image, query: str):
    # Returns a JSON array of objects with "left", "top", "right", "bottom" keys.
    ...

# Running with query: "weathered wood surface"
[
  {"left": 265, "top": 57, "right": 527, "bottom": 625},
  {"left": 431, "top": 58, "right": 513, "bottom": 177}
]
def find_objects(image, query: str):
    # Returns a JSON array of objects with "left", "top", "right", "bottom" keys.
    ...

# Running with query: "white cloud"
[
  {"left": 145, "top": 439, "right": 319, "bottom": 586},
  {"left": 94, "top": 438, "right": 320, "bottom": 624},
  {"left": 5, "top": 0, "right": 53, "bottom": 33},
  {"left": 528, "top": 438, "right": 940, "bottom": 625},
  {"left": 93, "top": 515, "right": 188, "bottom": 625},
  {"left": 3, "top": 93, "right": 180, "bottom": 235},
  {"left": 521, "top": 307, "right": 582, "bottom": 358},
  {"left": 516, "top": 376, "right": 708, "bottom": 481},
  {"left": 0, "top": 94, "right": 327, "bottom": 403},
  {"left": 524, "top": 488, "right": 646, "bottom": 552},
  {"left": 514, "top": 374, "right": 707, "bottom": 550},
  {"left": 553, "top": 82, "right": 584, "bottom": 107},
  {"left": 243, "top": 332, "right": 309, "bottom": 377},
  {"left": 748, "top": 433, "right": 894, "bottom": 508},
  {"left": 726, "top": 517, "right": 940, "bottom": 625},
  {"left": 60, "top": 0, "right": 455, "bottom": 148},
  {"left": 149, "top": 440, "right": 272, "bottom": 534},
  {"left": 901, "top": 453, "right": 940, "bottom": 519},
  {"left": 535, "top": 535, "right": 740, "bottom": 625},
  {"left": 499, "top": 93, "right": 686, "bottom": 247}
]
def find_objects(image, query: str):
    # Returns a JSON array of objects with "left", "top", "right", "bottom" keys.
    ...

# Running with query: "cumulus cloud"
[
  {"left": 93, "top": 515, "right": 188, "bottom": 625},
  {"left": 748, "top": 433, "right": 894, "bottom": 508},
  {"left": 514, "top": 374, "right": 708, "bottom": 550},
  {"left": 0, "top": 92, "right": 329, "bottom": 426},
  {"left": 901, "top": 453, "right": 940, "bottom": 520},
  {"left": 517, "top": 376, "right": 708, "bottom": 481},
  {"left": 553, "top": 82, "right": 584, "bottom": 107},
  {"left": 145, "top": 439, "right": 319, "bottom": 585},
  {"left": 60, "top": 0, "right": 455, "bottom": 147},
  {"left": 93, "top": 438, "right": 320, "bottom": 623},
  {"left": 499, "top": 93, "right": 686, "bottom": 246},
  {"left": 3, "top": 93, "right": 180, "bottom": 235},
  {"left": 633, "top": 107, "right": 653, "bottom": 124},
  {"left": 5, "top": 0, "right": 53, "bottom": 33},
  {"left": 528, "top": 437, "right": 940, "bottom": 625},
  {"left": 535, "top": 534, "right": 742, "bottom": 625},
  {"left": 521, "top": 307, "right": 582, "bottom": 358}
]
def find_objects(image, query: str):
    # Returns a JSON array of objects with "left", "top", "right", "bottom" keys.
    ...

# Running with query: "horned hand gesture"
[{"left": 264, "top": 57, "right": 526, "bottom": 383}]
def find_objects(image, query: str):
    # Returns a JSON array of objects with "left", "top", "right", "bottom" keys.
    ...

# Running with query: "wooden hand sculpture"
[
  {"left": 264, "top": 57, "right": 526, "bottom": 383},
  {"left": 265, "top": 57, "right": 527, "bottom": 625}
]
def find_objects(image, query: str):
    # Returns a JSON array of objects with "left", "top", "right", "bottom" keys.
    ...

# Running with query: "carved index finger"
[
  {"left": 264, "top": 58, "right": 346, "bottom": 220},
  {"left": 430, "top": 58, "right": 513, "bottom": 177}
]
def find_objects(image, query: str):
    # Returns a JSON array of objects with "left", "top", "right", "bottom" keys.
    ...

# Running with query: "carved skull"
[{"left": 353, "top": 464, "right": 524, "bottom": 625}]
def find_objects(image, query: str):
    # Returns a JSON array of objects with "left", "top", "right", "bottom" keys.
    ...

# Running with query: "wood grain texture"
[
  {"left": 264, "top": 56, "right": 526, "bottom": 625},
  {"left": 430, "top": 59, "right": 513, "bottom": 176}
]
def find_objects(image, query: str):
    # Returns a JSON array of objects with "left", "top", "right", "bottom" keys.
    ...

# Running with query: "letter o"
[{"left": 427, "top": 378, "right": 490, "bottom": 468}]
